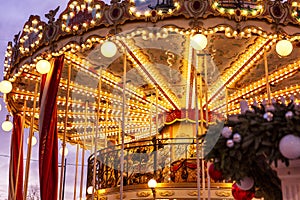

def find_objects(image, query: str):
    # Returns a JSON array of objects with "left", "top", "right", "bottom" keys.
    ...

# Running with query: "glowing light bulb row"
[
  {"left": 64, "top": 53, "right": 171, "bottom": 112},
  {"left": 222, "top": 60, "right": 300, "bottom": 108},
  {"left": 208, "top": 37, "right": 271, "bottom": 104},
  {"left": 3, "top": 43, "right": 13, "bottom": 77},
  {"left": 129, "top": 0, "right": 180, "bottom": 18},
  {"left": 123, "top": 40, "right": 180, "bottom": 110},
  {"left": 291, "top": 1, "right": 300, "bottom": 22},
  {"left": 226, "top": 85, "right": 300, "bottom": 114},
  {"left": 61, "top": 0, "right": 102, "bottom": 33},
  {"left": 212, "top": 1, "right": 264, "bottom": 17}
]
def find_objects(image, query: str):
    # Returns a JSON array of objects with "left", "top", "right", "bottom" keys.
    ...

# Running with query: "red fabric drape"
[
  {"left": 8, "top": 114, "right": 23, "bottom": 200},
  {"left": 39, "top": 56, "right": 64, "bottom": 200}
]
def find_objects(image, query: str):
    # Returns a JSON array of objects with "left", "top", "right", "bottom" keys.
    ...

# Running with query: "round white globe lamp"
[
  {"left": 0, "top": 80, "right": 13, "bottom": 94},
  {"left": 191, "top": 34, "right": 208, "bottom": 50},
  {"left": 100, "top": 41, "right": 117, "bottom": 58},
  {"left": 36, "top": 59, "right": 51, "bottom": 74},
  {"left": 27, "top": 135, "right": 37, "bottom": 146},
  {"left": 59, "top": 146, "right": 69, "bottom": 156},
  {"left": 87, "top": 186, "right": 94, "bottom": 194},
  {"left": 148, "top": 178, "right": 157, "bottom": 189},
  {"left": 276, "top": 39, "right": 293, "bottom": 57}
]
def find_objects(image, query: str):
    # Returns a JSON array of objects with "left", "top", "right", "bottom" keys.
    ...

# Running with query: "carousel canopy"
[{"left": 2, "top": 0, "right": 300, "bottom": 150}]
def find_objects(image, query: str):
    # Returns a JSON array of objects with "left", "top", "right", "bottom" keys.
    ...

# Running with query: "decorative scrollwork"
[
  {"left": 159, "top": 190, "right": 175, "bottom": 197},
  {"left": 136, "top": 191, "right": 151, "bottom": 197},
  {"left": 215, "top": 190, "right": 231, "bottom": 197}
]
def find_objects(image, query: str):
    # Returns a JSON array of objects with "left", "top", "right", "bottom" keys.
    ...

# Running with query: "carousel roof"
[{"left": 3, "top": 0, "right": 300, "bottom": 149}]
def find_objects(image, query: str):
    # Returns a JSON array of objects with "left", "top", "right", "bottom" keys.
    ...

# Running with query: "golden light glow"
[
  {"left": 276, "top": 40, "right": 293, "bottom": 57},
  {"left": 190, "top": 34, "right": 208, "bottom": 50},
  {"left": 36, "top": 59, "right": 51, "bottom": 74},
  {"left": 100, "top": 41, "right": 117, "bottom": 58},
  {"left": 0, "top": 80, "right": 13, "bottom": 94}
]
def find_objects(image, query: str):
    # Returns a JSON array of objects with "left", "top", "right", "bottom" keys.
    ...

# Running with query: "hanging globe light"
[
  {"left": 2, "top": 115, "right": 13, "bottom": 132},
  {"left": 59, "top": 146, "right": 69, "bottom": 156},
  {"left": 0, "top": 80, "right": 13, "bottom": 94},
  {"left": 276, "top": 39, "right": 293, "bottom": 57},
  {"left": 87, "top": 186, "right": 94, "bottom": 194},
  {"left": 100, "top": 41, "right": 117, "bottom": 58},
  {"left": 36, "top": 59, "right": 51, "bottom": 74},
  {"left": 147, "top": 178, "right": 157, "bottom": 189},
  {"left": 27, "top": 135, "right": 37, "bottom": 146},
  {"left": 190, "top": 33, "right": 208, "bottom": 50}
]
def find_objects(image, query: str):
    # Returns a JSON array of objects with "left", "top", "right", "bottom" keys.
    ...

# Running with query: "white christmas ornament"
[
  {"left": 221, "top": 127, "right": 232, "bottom": 138},
  {"left": 237, "top": 176, "right": 254, "bottom": 191},
  {"left": 279, "top": 134, "right": 300, "bottom": 159},
  {"left": 226, "top": 139, "right": 234, "bottom": 148},
  {"left": 233, "top": 133, "right": 241, "bottom": 143}
]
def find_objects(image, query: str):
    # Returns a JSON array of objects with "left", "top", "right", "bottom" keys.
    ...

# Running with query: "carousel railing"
[{"left": 87, "top": 137, "right": 208, "bottom": 190}]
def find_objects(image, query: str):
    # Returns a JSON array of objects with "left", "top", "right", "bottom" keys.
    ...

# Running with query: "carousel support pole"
[
  {"left": 199, "top": 53, "right": 205, "bottom": 200},
  {"left": 23, "top": 82, "right": 38, "bottom": 200},
  {"left": 59, "top": 64, "right": 71, "bottom": 200},
  {"left": 73, "top": 143, "right": 80, "bottom": 200},
  {"left": 154, "top": 87, "right": 159, "bottom": 178},
  {"left": 264, "top": 51, "right": 271, "bottom": 104},
  {"left": 195, "top": 49, "right": 201, "bottom": 200},
  {"left": 120, "top": 48, "right": 127, "bottom": 200},
  {"left": 79, "top": 101, "right": 88, "bottom": 199},
  {"left": 14, "top": 100, "right": 26, "bottom": 200},
  {"left": 204, "top": 54, "right": 210, "bottom": 200},
  {"left": 92, "top": 68, "right": 102, "bottom": 200}
]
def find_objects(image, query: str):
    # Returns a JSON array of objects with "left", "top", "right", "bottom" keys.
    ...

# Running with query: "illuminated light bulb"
[
  {"left": 148, "top": 178, "right": 157, "bottom": 188},
  {"left": 0, "top": 80, "right": 13, "bottom": 94},
  {"left": 100, "top": 41, "right": 117, "bottom": 58},
  {"left": 59, "top": 146, "right": 69, "bottom": 156},
  {"left": 36, "top": 59, "right": 51, "bottom": 74},
  {"left": 276, "top": 39, "right": 293, "bottom": 57},
  {"left": 2, "top": 115, "right": 13, "bottom": 132},
  {"left": 190, "top": 33, "right": 208, "bottom": 50},
  {"left": 27, "top": 135, "right": 37, "bottom": 146}
]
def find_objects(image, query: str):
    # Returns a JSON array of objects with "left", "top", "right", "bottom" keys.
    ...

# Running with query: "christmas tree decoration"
[
  {"left": 263, "top": 112, "right": 273, "bottom": 121},
  {"left": 236, "top": 176, "right": 254, "bottom": 191},
  {"left": 208, "top": 163, "right": 223, "bottom": 182},
  {"left": 221, "top": 127, "right": 232, "bottom": 138},
  {"left": 205, "top": 101, "right": 300, "bottom": 199},
  {"left": 285, "top": 111, "right": 293, "bottom": 119},
  {"left": 232, "top": 183, "right": 255, "bottom": 200},
  {"left": 226, "top": 139, "right": 234, "bottom": 148},
  {"left": 233, "top": 133, "right": 241, "bottom": 143},
  {"left": 279, "top": 134, "right": 300, "bottom": 159}
]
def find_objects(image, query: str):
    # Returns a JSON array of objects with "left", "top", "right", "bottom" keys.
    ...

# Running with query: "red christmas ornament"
[
  {"left": 232, "top": 183, "right": 255, "bottom": 200},
  {"left": 208, "top": 163, "right": 223, "bottom": 182}
]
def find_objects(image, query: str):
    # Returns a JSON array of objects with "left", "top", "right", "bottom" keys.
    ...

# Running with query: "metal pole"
[
  {"left": 79, "top": 101, "right": 88, "bottom": 198},
  {"left": 204, "top": 54, "right": 211, "bottom": 200},
  {"left": 92, "top": 68, "right": 102, "bottom": 200},
  {"left": 195, "top": 49, "right": 201, "bottom": 200},
  {"left": 62, "top": 158, "right": 67, "bottom": 200},
  {"left": 120, "top": 48, "right": 127, "bottom": 200},
  {"left": 59, "top": 64, "right": 71, "bottom": 200},
  {"left": 73, "top": 144, "right": 80, "bottom": 200},
  {"left": 23, "top": 82, "right": 38, "bottom": 199}
]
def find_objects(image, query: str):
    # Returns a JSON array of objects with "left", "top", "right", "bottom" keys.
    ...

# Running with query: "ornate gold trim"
[
  {"left": 159, "top": 191, "right": 175, "bottom": 197},
  {"left": 136, "top": 191, "right": 151, "bottom": 197},
  {"left": 215, "top": 190, "right": 231, "bottom": 197},
  {"left": 187, "top": 191, "right": 203, "bottom": 196}
]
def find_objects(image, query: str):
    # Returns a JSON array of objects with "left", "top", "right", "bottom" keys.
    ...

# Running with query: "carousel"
[{"left": 2, "top": 0, "right": 300, "bottom": 199}]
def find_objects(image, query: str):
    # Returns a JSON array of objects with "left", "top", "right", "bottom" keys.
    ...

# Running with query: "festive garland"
[{"left": 204, "top": 100, "right": 300, "bottom": 200}]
